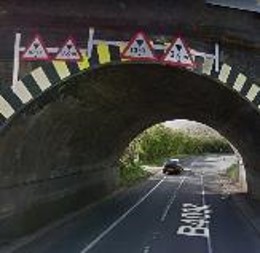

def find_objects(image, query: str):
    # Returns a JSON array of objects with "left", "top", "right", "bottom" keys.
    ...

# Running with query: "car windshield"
[{"left": 168, "top": 159, "right": 179, "bottom": 163}]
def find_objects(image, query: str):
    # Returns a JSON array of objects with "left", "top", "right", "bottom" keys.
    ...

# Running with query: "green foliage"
[
  {"left": 119, "top": 161, "right": 150, "bottom": 187},
  {"left": 119, "top": 140, "right": 151, "bottom": 186},
  {"left": 124, "top": 124, "right": 233, "bottom": 165},
  {"left": 119, "top": 124, "right": 233, "bottom": 185},
  {"left": 226, "top": 163, "right": 239, "bottom": 182}
]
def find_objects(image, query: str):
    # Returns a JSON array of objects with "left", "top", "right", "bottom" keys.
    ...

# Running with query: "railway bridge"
[{"left": 0, "top": 0, "right": 259, "bottom": 241}]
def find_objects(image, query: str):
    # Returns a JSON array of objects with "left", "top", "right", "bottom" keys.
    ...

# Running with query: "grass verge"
[
  {"left": 226, "top": 163, "right": 239, "bottom": 182},
  {"left": 119, "top": 162, "right": 151, "bottom": 187}
]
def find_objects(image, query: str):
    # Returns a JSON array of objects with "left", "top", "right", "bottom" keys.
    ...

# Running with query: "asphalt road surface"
[{"left": 9, "top": 155, "right": 260, "bottom": 253}]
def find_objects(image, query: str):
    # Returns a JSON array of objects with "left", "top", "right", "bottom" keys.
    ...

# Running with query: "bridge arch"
[
  {"left": 0, "top": 42, "right": 260, "bottom": 128},
  {"left": 0, "top": 59, "right": 259, "bottom": 186},
  {"left": 0, "top": 55, "right": 260, "bottom": 239}
]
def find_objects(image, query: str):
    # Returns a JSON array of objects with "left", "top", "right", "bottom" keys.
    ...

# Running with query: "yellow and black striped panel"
[
  {"left": 0, "top": 85, "right": 24, "bottom": 125},
  {"left": 52, "top": 61, "right": 73, "bottom": 80},
  {"left": 21, "top": 73, "right": 44, "bottom": 98},
  {"left": 0, "top": 44, "right": 123, "bottom": 126},
  {"left": 0, "top": 61, "right": 81, "bottom": 125},
  {"left": 201, "top": 61, "right": 260, "bottom": 110},
  {"left": 246, "top": 84, "right": 260, "bottom": 104},
  {"left": 202, "top": 58, "right": 214, "bottom": 76},
  {"left": 20, "top": 45, "right": 120, "bottom": 96},
  {"left": 97, "top": 43, "right": 111, "bottom": 64},
  {"left": 77, "top": 44, "right": 121, "bottom": 71},
  {"left": 88, "top": 44, "right": 121, "bottom": 67},
  {"left": 0, "top": 94, "right": 15, "bottom": 123},
  {"left": 2, "top": 49, "right": 260, "bottom": 128},
  {"left": 77, "top": 52, "right": 90, "bottom": 71},
  {"left": 252, "top": 92, "right": 260, "bottom": 108},
  {"left": 217, "top": 63, "right": 260, "bottom": 108},
  {"left": 12, "top": 80, "right": 33, "bottom": 104},
  {"left": 218, "top": 63, "right": 232, "bottom": 83}
]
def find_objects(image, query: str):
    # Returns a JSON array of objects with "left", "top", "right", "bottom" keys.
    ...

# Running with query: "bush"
[
  {"left": 226, "top": 163, "right": 239, "bottom": 182},
  {"left": 119, "top": 141, "right": 150, "bottom": 186},
  {"left": 119, "top": 161, "right": 150, "bottom": 186},
  {"left": 125, "top": 124, "right": 233, "bottom": 165},
  {"left": 118, "top": 124, "right": 233, "bottom": 185}
]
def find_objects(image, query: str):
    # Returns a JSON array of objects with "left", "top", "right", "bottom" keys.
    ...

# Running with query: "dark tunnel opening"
[{"left": 0, "top": 63, "right": 260, "bottom": 240}]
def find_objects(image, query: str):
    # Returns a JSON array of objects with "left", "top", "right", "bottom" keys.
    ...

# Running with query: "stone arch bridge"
[{"left": 0, "top": 0, "right": 259, "bottom": 241}]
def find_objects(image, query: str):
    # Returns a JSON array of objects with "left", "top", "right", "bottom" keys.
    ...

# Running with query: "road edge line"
[{"left": 80, "top": 177, "right": 166, "bottom": 253}]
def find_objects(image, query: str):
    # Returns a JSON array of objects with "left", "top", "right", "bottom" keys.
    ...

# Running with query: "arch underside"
[
  {"left": 1, "top": 63, "right": 260, "bottom": 193},
  {"left": 1, "top": 63, "right": 260, "bottom": 240}
]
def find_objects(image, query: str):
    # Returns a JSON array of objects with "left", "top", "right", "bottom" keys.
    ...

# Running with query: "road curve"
[{"left": 8, "top": 155, "right": 260, "bottom": 253}]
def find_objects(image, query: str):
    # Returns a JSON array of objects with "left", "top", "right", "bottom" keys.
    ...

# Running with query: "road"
[{"left": 8, "top": 155, "right": 260, "bottom": 253}]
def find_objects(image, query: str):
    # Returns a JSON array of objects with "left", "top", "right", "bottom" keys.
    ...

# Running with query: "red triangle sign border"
[
  {"left": 55, "top": 36, "right": 82, "bottom": 62},
  {"left": 22, "top": 34, "right": 50, "bottom": 61},
  {"left": 161, "top": 35, "right": 195, "bottom": 68},
  {"left": 121, "top": 31, "right": 157, "bottom": 61}
]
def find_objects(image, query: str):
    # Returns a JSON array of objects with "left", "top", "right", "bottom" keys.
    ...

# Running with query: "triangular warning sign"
[
  {"left": 121, "top": 32, "right": 156, "bottom": 61},
  {"left": 55, "top": 37, "right": 82, "bottom": 61},
  {"left": 22, "top": 35, "right": 49, "bottom": 61},
  {"left": 161, "top": 37, "right": 194, "bottom": 68}
]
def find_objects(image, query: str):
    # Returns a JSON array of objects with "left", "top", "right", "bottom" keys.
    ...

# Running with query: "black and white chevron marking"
[{"left": 0, "top": 44, "right": 259, "bottom": 128}]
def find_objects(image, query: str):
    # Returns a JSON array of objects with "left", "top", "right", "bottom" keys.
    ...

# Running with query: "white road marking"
[
  {"left": 143, "top": 245, "right": 151, "bottom": 253},
  {"left": 80, "top": 177, "right": 166, "bottom": 253},
  {"left": 177, "top": 203, "right": 211, "bottom": 238},
  {"left": 160, "top": 176, "right": 186, "bottom": 222},
  {"left": 201, "top": 175, "right": 213, "bottom": 253}
]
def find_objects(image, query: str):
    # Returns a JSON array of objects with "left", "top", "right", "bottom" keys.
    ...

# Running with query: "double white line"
[{"left": 201, "top": 174, "right": 213, "bottom": 253}]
